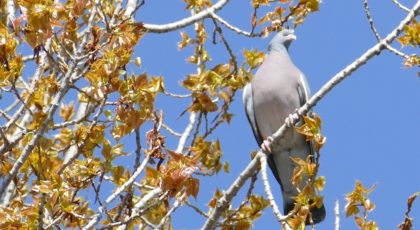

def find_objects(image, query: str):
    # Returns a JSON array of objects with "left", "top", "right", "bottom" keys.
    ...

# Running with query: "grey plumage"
[{"left": 243, "top": 29, "right": 325, "bottom": 224}]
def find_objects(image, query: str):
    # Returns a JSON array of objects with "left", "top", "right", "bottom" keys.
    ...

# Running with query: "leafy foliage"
[
  {"left": 397, "top": 19, "right": 420, "bottom": 72},
  {"left": 345, "top": 181, "right": 378, "bottom": 230},
  {"left": 397, "top": 192, "right": 419, "bottom": 230},
  {"left": 284, "top": 113, "right": 326, "bottom": 228}
]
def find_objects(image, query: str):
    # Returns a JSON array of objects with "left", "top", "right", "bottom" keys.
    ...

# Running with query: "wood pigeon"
[{"left": 242, "top": 29, "right": 326, "bottom": 224}]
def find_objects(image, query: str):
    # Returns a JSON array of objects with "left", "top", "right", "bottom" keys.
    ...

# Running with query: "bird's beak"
[{"left": 286, "top": 34, "right": 297, "bottom": 41}]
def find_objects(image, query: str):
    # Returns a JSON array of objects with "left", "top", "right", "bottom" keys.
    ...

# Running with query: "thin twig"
[
  {"left": 260, "top": 153, "right": 292, "bottom": 229},
  {"left": 163, "top": 90, "right": 192, "bottom": 98},
  {"left": 155, "top": 193, "right": 186, "bottom": 229},
  {"left": 201, "top": 152, "right": 262, "bottom": 230},
  {"left": 363, "top": 0, "right": 408, "bottom": 58},
  {"left": 210, "top": 12, "right": 263, "bottom": 37},
  {"left": 140, "top": 216, "right": 156, "bottom": 228},
  {"left": 211, "top": 17, "right": 238, "bottom": 74},
  {"left": 334, "top": 200, "right": 340, "bottom": 230},
  {"left": 392, "top": 0, "right": 410, "bottom": 12},
  {"left": 186, "top": 201, "right": 209, "bottom": 218},
  {"left": 161, "top": 123, "right": 182, "bottom": 137},
  {"left": 104, "top": 188, "right": 165, "bottom": 230},
  {"left": 44, "top": 213, "right": 64, "bottom": 229}
]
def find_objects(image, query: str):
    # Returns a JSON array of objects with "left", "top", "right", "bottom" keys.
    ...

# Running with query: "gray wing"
[
  {"left": 297, "top": 72, "right": 311, "bottom": 106},
  {"left": 297, "top": 71, "right": 315, "bottom": 156},
  {"left": 243, "top": 83, "right": 283, "bottom": 191},
  {"left": 242, "top": 83, "right": 263, "bottom": 146}
]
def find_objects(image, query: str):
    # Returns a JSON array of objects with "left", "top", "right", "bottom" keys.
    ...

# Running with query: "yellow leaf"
[
  {"left": 134, "top": 57, "right": 142, "bottom": 67},
  {"left": 59, "top": 102, "right": 74, "bottom": 121},
  {"left": 313, "top": 176, "right": 326, "bottom": 191}
]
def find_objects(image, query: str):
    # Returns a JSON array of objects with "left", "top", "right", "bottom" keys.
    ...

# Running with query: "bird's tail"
[{"left": 283, "top": 193, "right": 326, "bottom": 225}]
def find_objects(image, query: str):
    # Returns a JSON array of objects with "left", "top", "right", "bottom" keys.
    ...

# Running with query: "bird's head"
[{"left": 268, "top": 29, "right": 296, "bottom": 52}]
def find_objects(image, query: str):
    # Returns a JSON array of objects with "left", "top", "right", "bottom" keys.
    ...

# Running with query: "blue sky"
[{"left": 133, "top": 0, "right": 420, "bottom": 229}]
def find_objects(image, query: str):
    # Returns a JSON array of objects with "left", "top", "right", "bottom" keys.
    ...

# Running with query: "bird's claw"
[
  {"left": 261, "top": 137, "right": 273, "bottom": 153},
  {"left": 285, "top": 111, "right": 299, "bottom": 128}
]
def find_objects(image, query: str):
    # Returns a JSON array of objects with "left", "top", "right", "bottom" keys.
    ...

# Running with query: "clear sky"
[{"left": 134, "top": 0, "right": 420, "bottom": 229}]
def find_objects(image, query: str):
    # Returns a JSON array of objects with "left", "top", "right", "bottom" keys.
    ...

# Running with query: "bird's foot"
[
  {"left": 261, "top": 137, "right": 273, "bottom": 153},
  {"left": 285, "top": 111, "right": 300, "bottom": 128}
]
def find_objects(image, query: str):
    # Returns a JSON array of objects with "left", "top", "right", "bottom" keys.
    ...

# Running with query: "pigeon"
[{"left": 242, "top": 29, "right": 325, "bottom": 224}]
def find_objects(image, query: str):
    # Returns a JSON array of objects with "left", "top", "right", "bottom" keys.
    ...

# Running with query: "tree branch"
[
  {"left": 143, "top": 0, "right": 229, "bottom": 33},
  {"left": 335, "top": 200, "right": 340, "bottom": 230},
  {"left": 201, "top": 152, "right": 261, "bottom": 230},
  {"left": 210, "top": 12, "right": 262, "bottom": 37},
  {"left": 259, "top": 153, "right": 292, "bottom": 228},
  {"left": 392, "top": 0, "right": 410, "bottom": 12},
  {"left": 6, "top": 0, "right": 15, "bottom": 28},
  {"left": 363, "top": 0, "right": 408, "bottom": 58},
  {"left": 176, "top": 112, "right": 197, "bottom": 153}
]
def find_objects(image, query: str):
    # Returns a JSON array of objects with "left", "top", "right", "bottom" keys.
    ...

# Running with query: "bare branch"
[
  {"left": 44, "top": 213, "right": 64, "bottom": 229},
  {"left": 392, "top": 0, "right": 410, "bottom": 12},
  {"left": 161, "top": 123, "right": 182, "bottom": 137},
  {"left": 210, "top": 12, "right": 262, "bottom": 37},
  {"left": 79, "top": 0, "right": 101, "bottom": 43},
  {"left": 124, "top": 0, "right": 143, "bottom": 19},
  {"left": 176, "top": 112, "right": 197, "bottom": 153},
  {"left": 259, "top": 153, "right": 291, "bottom": 226},
  {"left": 186, "top": 200, "right": 209, "bottom": 218},
  {"left": 143, "top": 0, "right": 229, "bottom": 33},
  {"left": 335, "top": 200, "right": 340, "bottom": 230},
  {"left": 106, "top": 155, "right": 150, "bottom": 205},
  {"left": 211, "top": 17, "right": 238, "bottom": 73},
  {"left": 139, "top": 216, "right": 156, "bottom": 229},
  {"left": 163, "top": 90, "right": 192, "bottom": 98},
  {"left": 363, "top": 0, "right": 409, "bottom": 58},
  {"left": 6, "top": 0, "right": 15, "bottom": 28}
]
